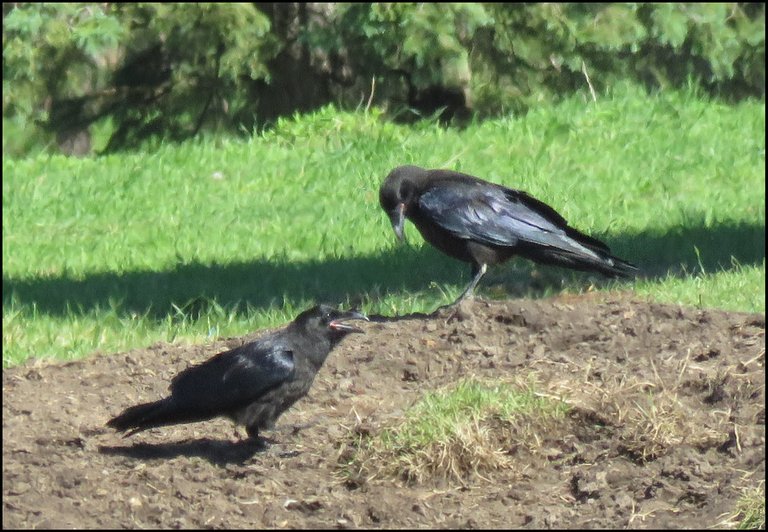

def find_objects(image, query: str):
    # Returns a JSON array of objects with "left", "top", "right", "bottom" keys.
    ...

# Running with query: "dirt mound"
[{"left": 3, "top": 294, "right": 764, "bottom": 528}]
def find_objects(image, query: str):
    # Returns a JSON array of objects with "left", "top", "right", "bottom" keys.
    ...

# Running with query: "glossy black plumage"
[
  {"left": 107, "top": 305, "right": 367, "bottom": 442},
  {"left": 380, "top": 165, "right": 637, "bottom": 302}
]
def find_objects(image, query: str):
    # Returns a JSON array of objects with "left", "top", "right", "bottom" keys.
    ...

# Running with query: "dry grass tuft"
[{"left": 542, "top": 350, "right": 732, "bottom": 463}]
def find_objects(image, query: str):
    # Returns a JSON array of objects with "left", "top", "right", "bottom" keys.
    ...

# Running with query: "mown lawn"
[{"left": 3, "top": 85, "right": 765, "bottom": 366}]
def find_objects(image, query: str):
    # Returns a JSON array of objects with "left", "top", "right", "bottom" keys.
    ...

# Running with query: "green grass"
[
  {"left": 341, "top": 378, "right": 568, "bottom": 483},
  {"left": 3, "top": 84, "right": 765, "bottom": 366},
  {"left": 377, "top": 379, "right": 568, "bottom": 450},
  {"left": 734, "top": 483, "right": 766, "bottom": 529}
]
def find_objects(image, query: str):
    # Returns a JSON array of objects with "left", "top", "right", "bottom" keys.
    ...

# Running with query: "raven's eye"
[
  {"left": 399, "top": 181, "right": 415, "bottom": 202},
  {"left": 323, "top": 312, "right": 332, "bottom": 322}
]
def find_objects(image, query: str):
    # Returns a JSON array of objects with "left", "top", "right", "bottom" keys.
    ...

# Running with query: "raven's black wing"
[
  {"left": 419, "top": 181, "right": 605, "bottom": 256},
  {"left": 418, "top": 179, "right": 638, "bottom": 277},
  {"left": 167, "top": 339, "right": 295, "bottom": 418}
]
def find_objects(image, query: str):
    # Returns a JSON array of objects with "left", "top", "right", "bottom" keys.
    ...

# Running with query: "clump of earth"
[{"left": 3, "top": 293, "right": 764, "bottom": 528}]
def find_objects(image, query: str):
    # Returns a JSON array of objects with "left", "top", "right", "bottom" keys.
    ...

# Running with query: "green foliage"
[
  {"left": 3, "top": 4, "right": 123, "bottom": 108},
  {"left": 3, "top": 3, "right": 764, "bottom": 157},
  {"left": 102, "top": 3, "right": 272, "bottom": 151},
  {"left": 470, "top": 3, "right": 765, "bottom": 115},
  {"left": 3, "top": 3, "right": 273, "bottom": 155},
  {"left": 312, "top": 3, "right": 491, "bottom": 89},
  {"left": 3, "top": 4, "right": 125, "bottom": 152}
]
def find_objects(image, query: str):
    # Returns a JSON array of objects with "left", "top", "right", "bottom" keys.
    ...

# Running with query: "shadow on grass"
[{"left": 4, "top": 219, "right": 764, "bottom": 318}]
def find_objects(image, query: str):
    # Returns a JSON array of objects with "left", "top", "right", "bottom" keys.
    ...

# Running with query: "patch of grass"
[
  {"left": 734, "top": 483, "right": 766, "bottom": 530},
  {"left": 3, "top": 84, "right": 765, "bottom": 365},
  {"left": 635, "top": 260, "right": 766, "bottom": 314},
  {"left": 719, "top": 482, "right": 767, "bottom": 529},
  {"left": 340, "top": 378, "right": 568, "bottom": 484},
  {"left": 1, "top": 293, "right": 304, "bottom": 366}
]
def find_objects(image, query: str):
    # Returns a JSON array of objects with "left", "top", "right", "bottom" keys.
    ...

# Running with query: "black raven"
[
  {"left": 380, "top": 165, "right": 637, "bottom": 303},
  {"left": 107, "top": 305, "right": 367, "bottom": 443}
]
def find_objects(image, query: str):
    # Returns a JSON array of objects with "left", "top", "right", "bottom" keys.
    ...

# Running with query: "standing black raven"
[
  {"left": 107, "top": 305, "right": 367, "bottom": 443},
  {"left": 380, "top": 165, "right": 637, "bottom": 303}
]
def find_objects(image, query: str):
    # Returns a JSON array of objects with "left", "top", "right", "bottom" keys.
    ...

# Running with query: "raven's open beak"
[
  {"left": 389, "top": 203, "right": 406, "bottom": 242},
  {"left": 329, "top": 310, "right": 369, "bottom": 333}
]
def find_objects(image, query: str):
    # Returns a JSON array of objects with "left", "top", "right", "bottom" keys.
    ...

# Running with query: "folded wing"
[
  {"left": 419, "top": 182, "right": 607, "bottom": 259},
  {"left": 168, "top": 341, "right": 296, "bottom": 418}
]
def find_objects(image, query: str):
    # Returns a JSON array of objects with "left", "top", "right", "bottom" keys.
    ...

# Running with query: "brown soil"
[{"left": 3, "top": 294, "right": 765, "bottom": 529}]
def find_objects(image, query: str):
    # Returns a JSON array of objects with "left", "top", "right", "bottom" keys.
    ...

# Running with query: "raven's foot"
[
  {"left": 446, "top": 297, "right": 476, "bottom": 323},
  {"left": 244, "top": 425, "right": 277, "bottom": 448},
  {"left": 245, "top": 436, "right": 270, "bottom": 452},
  {"left": 432, "top": 295, "right": 476, "bottom": 323}
]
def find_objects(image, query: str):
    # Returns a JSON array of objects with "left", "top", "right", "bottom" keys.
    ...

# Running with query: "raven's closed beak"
[
  {"left": 389, "top": 203, "right": 406, "bottom": 242},
  {"left": 329, "top": 310, "right": 369, "bottom": 333}
]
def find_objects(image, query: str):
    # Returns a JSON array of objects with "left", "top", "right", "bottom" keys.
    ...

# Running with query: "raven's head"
[
  {"left": 296, "top": 304, "right": 368, "bottom": 340},
  {"left": 379, "top": 165, "right": 427, "bottom": 242}
]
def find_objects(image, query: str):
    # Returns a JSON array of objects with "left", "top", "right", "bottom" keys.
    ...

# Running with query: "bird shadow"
[
  {"left": 97, "top": 437, "right": 297, "bottom": 467},
  {"left": 3, "top": 218, "right": 764, "bottom": 319}
]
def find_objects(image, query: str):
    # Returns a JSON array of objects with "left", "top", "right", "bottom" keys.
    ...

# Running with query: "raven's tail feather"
[
  {"left": 584, "top": 252, "right": 639, "bottom": 278},
  {"left": 600, "top": 254, "right": 639, "bottom": 278},
  {"left": 521, "top": 226, "right": 638, "bottom": 279},
  {"left": 538, "top": 247, "right": 639, "bottom": 278},
  {"left": 107, "top": 399, "right": 176, "bottom": 437},
  {"left": 547, "top": 228, "right": 639, "bottom": 278}
]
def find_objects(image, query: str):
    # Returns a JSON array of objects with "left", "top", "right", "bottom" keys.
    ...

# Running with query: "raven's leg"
[
  {"left": 245, "top": 424, "right": 260, "bottom": 440},
  {"left": 240, "top": 424, "right": 269, "bottom": 452},
  {"left": 453, "top": 263, "right": 487, "bottom": 305},
  {"left": 247, "top": 423, "right": 281, "bottom": 447},
  {"left": 433, "top": 263, "right": 488, "bottom": 318}
]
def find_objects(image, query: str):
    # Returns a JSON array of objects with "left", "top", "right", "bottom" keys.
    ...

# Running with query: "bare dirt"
[{"left": 3, "top": 293, "right": 765, "bottom": 529}]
